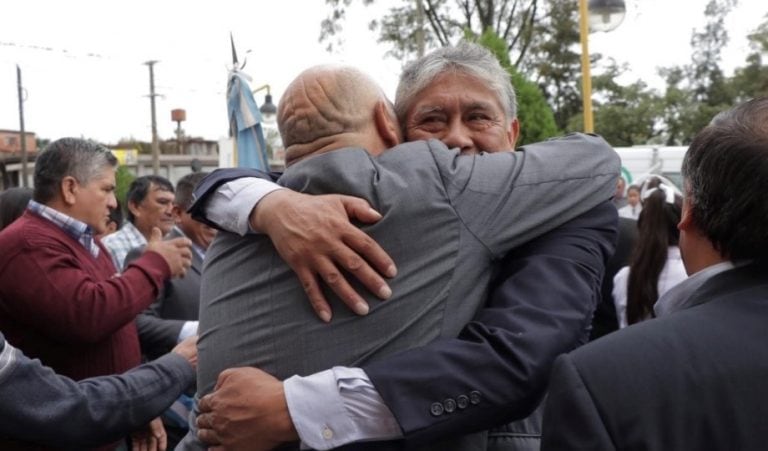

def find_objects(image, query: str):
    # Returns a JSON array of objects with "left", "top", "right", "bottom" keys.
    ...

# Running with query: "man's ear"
[
  {"left": 127, "top": 199, "right": 142, "bottom": 219},
  {"left": 61, "top": 176, "right": 78, "bottom": 206},
  {"left": 172, "top": 205, "right": 184, "bottom": 223},
  {"left": 374, "top": 101, "right": 402, "bottom": 149},
  {"left": 508, "top": 118, "right": 520, "bottom": 149},
  {"left": 678, "top": 199, "right": 695, "bottom": 232}
]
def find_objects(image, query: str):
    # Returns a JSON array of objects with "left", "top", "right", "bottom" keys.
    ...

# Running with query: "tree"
[
  {"left": 569, "top": 63, "right": 665, "bottom": 147},
  {"left": 321, "top": 0, "right": 541, "bottom": 65},
  {"left": 472, "top": 30, "right": 558, "bottom": 145},
  {"left": 658, "top": 0, "right": 738, "bottom": 145},
  {"left": 526, "top": 0, "right": 584, "bottom": 132},
  {"left": 729, "top": 16, "right": 768, "bottom": 101}
]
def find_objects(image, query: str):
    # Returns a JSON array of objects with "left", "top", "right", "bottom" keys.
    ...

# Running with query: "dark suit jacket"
[
  {"left": 190, "top": 154, "right": 617, "bottom": 450},
  {"left": 542, "top": 262, "right": 768, "bottom": 451},
  {"left": 129, "top": 228, "right": 204, "bottom": 360},
  {"left": 589, "top": 216, "right": 638, "bottom": 340},
  {"left": 0, "top": 332, "right": 194, "bottom": 448}
]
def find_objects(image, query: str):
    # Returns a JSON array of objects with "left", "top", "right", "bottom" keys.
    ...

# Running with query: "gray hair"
[
  {"left": 33, "top": 138, "right": 118, "bottom": 203},
  {"left": 394, "top": 41, "right": 517, "bottom": 125}
]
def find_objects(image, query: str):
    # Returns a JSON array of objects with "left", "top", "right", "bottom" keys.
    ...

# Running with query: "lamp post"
[{"left": 579, "top": 0, "right": 626, "bottom": 133}]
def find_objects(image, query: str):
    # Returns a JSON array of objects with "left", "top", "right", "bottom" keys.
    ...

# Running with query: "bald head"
[{"left": 278, "top": 65, "right": 401, "bottom": 165}]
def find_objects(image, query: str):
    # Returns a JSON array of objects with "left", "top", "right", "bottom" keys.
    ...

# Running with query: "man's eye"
[
  {"left": 468, "top": 113, "right": 491, "bottom": 121},
  {"left": 420, "top": 115, "right": 444, "bottom": 124}
]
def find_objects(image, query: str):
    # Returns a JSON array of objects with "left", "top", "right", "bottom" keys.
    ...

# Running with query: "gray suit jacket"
[
  {"left": 131, "top": 227, "right": 203, "bottom": 359},
  {"left": 196, "top": 134, "right": 618, "bottom": 396},
  {"left": 542, "top": 262, "right": 768, "bottom": 451}
]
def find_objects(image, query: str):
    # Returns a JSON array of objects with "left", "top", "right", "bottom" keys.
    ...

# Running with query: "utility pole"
[
  {"left": 16, "top": 65, "right": 29, "bottom": 187},
  {"left": 145, "top": 60, "right": 160, "bottom": 175}
]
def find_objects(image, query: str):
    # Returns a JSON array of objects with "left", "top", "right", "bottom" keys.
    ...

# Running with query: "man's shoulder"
[
  {"left": 0, "top": 213, "right": 59, "bottom": 247},
  {"left": 569, "top": 312, "right": 695, "bottom": 370}
]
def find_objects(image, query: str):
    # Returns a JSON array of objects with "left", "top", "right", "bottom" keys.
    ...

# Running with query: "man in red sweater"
[{"left": 0, "top": 137, "right": 193, "bottom": 450}]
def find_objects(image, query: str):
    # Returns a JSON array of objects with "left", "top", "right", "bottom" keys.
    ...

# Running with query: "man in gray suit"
[
  {"left": 542, "top": 97, "right": 768, "bottom": 450},
  {"left": 183, "top": 64, "right": 618, "bottom": 450}
]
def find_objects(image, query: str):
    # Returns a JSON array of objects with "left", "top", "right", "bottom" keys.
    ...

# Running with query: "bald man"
[{"left": 181, "top": 65, "right": 619, "bottom": 450}]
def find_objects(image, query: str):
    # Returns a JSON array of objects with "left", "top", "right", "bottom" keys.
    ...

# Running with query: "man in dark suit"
[
  {"left": 134, "top": 172, "right": 216, "bottom": 360},
  {"left": 127, "top": 172, "right": 216, "bottom": 449},
  {"left": 192, "top": 44, "right": 618, "bottom": 451},
  {"left": 542, "top": 97, "right": 768, "bottom": 450}
]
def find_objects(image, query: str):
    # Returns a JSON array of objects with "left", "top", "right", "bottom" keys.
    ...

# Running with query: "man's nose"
[{"left": 441, "top": 120, "right": 476, "bottom": 154}]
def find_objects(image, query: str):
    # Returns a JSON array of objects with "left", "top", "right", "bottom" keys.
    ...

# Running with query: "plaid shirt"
[
  {"left": 102, "top": 221, "right": 147, "bottom": 272},
  {"left": 27, "top": 200, "right": 100, "bottom": 258}
]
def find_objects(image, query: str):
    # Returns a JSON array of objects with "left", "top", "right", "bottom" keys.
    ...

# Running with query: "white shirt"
[
  {"left": 613, "top": 246, "right": 688, "bottom": 328},
  {"left": 618, "top": 203, "right": 642, "bottom": 220}
]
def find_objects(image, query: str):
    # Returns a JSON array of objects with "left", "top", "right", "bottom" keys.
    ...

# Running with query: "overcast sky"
[{"left": 0, "top": 0, "right": 765, "bottom": 144}]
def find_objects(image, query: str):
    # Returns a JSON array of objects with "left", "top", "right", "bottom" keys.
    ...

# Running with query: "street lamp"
[
  {"left": 253, "top": 84, "right": 277, "bottom": 123},
  {"left": 253, "top": 84, "right": 283, "bottom": 166},
  {"left": 579, "top": 0, "right": 626, "bottom": 133}
]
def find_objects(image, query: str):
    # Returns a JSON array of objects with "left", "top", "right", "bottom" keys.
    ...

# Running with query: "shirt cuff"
[
  {"left": 284, "top": 367, "right": 402, "bottom": 450},
  {"left": 205, "top": 177, "right": 284, "bottom": 235},
  {"left": 177, "top": 321, "right": 198, "bottom": 343}
]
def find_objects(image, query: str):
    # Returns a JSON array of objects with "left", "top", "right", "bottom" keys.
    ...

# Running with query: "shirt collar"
[
  {"left": 27, "top": 200, "right": 100, "bottom": 258},
  {"left": 654, "top": 261, "right": 735, "bottom": 317}
]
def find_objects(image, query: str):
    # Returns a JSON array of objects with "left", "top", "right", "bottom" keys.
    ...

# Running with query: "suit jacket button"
[
  {"left": 469, "top": 390, "right": 482, "bottom": 405},
  {"left": 444, "top": 398, "right": 457, "bottom": 413},
  {"left": 430, "top": 402, "right": 445, "bottom": 416},
  {"left": 457, "top": 395, "right": 469, "bottom": 409}
]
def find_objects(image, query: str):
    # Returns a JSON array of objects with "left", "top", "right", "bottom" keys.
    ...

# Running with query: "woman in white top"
[{"left": 613, "top": 178, "right": 688, "bottom": 328}]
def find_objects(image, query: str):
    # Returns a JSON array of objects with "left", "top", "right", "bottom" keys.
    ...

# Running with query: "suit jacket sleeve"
[
  {"left": 363, "top": 201, "right": 617, "bottom": 445},
  {"left": 541, "top": 354, "right": 615, "bottom": 451},
  {"left": 188, "top": 167, "right": 278, "bottom": 229},
  {"left": 0, "top": 333, "right": 195, "bottom": 448},
  {"left": 445, "top": 133, "right": 619, "bottom": 255}
]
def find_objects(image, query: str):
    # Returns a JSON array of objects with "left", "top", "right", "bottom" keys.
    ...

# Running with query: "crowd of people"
[{"left": 0, "top": 40, "right": 767, "bottom": 451}]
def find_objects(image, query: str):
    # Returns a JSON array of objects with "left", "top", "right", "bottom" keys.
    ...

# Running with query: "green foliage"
[
  {"left": 730, "top": 20, "right": 768, "bottom": 102},
  {"left": 472, "top": 30, "right": 558, "bottom": 145},
  {"left": 114, "top": 165, "right": 135, "bottom": 211},
  {"left": 657, "top": 0, "right": 740, "bottom": 144},
  {"left": 576, "top": 64, "right": 665, "bottom": 147},
  {"left": 527, "top": 0, "right": 583, "bottom": 132}
]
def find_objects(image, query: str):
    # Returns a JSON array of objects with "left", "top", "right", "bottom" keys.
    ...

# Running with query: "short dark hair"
[
  {"left": 125, "top": 175, "right": 174, "bottom": 224},
  {"left": 33, "top": 138, "right": 117, "bottom": 203},
  {"left": 0, "top": 187, "right": 33, "bottom": 230},
  {"left": 174, "top": 172, "right": 209, "bottom": 211},
  {"left": 682, "top": 96, "right": 768, "bottom": 260}
]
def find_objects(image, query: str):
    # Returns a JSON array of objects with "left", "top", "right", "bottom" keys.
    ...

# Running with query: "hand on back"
[{"left": 251, "top": 190, "right": 397, "bottom": 322}]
